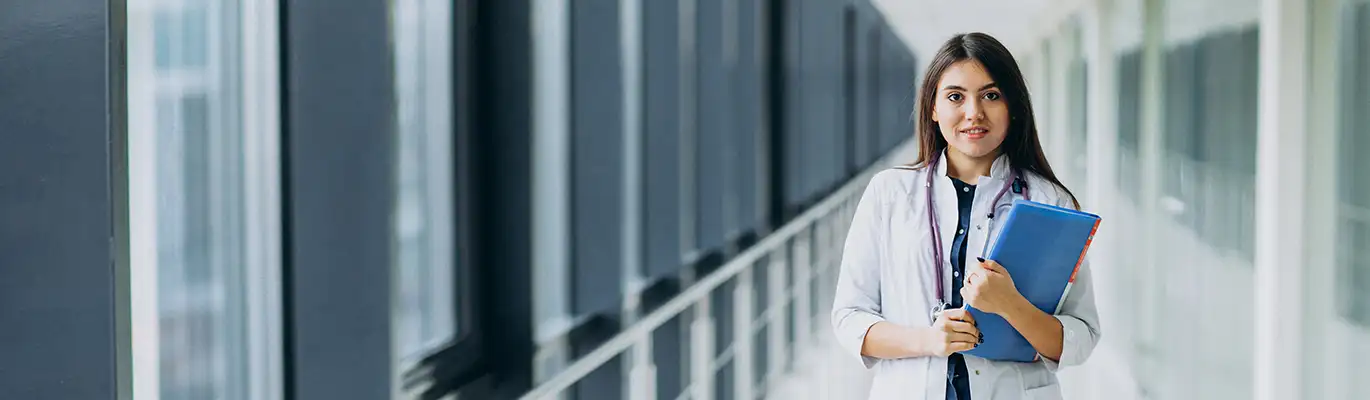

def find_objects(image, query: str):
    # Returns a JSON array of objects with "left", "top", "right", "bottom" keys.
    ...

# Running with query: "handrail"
[{"left": 519, "top": 140, "right": 914, "bottom": 399}]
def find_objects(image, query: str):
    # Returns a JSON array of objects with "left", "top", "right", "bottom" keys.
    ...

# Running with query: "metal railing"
[{"left": 520, "top": 142, "right": 912, "bottom": 400}]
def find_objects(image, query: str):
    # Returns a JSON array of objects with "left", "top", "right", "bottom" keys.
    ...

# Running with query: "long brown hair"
[{"left": 911, "top": 33, "right": 1080, "bottom": 209}]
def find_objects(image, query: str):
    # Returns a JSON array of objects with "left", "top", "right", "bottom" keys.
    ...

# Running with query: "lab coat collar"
[{"left": 935, "top": 150, "right": 1013, "bottom": 182}]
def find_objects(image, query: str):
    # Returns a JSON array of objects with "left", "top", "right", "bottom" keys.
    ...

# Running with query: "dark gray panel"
[
  {"left": 867, "top": 28, "right": 884, "bottom": 164},
  {"left": 711, "top": 279, "right": 735, "bottom": 358},
  {"left": 1116, "top": 50, "right": 1142, "bottom": 200},
  {"left": 1162, "top": 43, "right": 1198, "bottom": 203},
  {"left": 570, "top": 0, "right": 625, "bottom": 315},
  {"left": 732, "top": 0, "right": 763, "bottom": 236},
  {"left": 1338, "top": 4, "right": 1370, "bottom": 326},
  {"left": 783, "top": 0, "right": 805, "bottom": 213},
  {"left": 466, "top": 0, "right": 537, "bottom": 395},
  {"left": 282, "top": 0, "right": 394, "bottom": 397},
  {"left": 643, "top": 0, "right": 683, "bottom": 277},
  {"left": 798, "top": 0, "right": 827, "bottom": 201},
  {"left": 652, "top": 315, "right": 686, "bottom": 399},
  {"left": 0, "top": 0, "right": 122, "bottom": 398},
  {"left": 696, "top": 0, "right": 729, "bottom": 252},
  {"left": 844, "top": 7, "right": 865, "bottom": 173}
]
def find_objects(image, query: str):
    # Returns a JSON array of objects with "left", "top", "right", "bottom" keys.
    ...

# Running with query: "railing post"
[
  {"left": 792, "top": 229, "right": 813, "bottom": 351},
  {"left": 690, "top": 295, "right": 714, "bottom": 400},
  {"left": 767, "top": 247, "right": 788, "bottom": 384},
  {"left": 733, "top": 265, "right": 755, "bottom": 400},
  {"left": 627, "top": 335, "right": 657, "bottom": 400}
]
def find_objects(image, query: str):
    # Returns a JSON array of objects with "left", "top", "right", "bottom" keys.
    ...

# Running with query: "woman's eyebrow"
[{"left": 941, "top": 83, "right": 999, "bottom": 92}]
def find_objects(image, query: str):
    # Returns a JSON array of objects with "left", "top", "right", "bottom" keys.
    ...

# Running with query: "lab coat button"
[{"left": 974, "top": 370, "right": 980, "bottom": 375}]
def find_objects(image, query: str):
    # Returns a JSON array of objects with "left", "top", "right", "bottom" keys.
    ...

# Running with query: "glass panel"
[
  {"left": 392, "top": 0, "right": 457, "bottom": 366},
  {"left": 129, "top": 0, "right": 272, "bottom": 398},
  {"left": 1334, "top": 0, "right": 1370, "bottom": 397},
  {"left": 1155, "top": 1, "right": 1260, "bottom": 398}
]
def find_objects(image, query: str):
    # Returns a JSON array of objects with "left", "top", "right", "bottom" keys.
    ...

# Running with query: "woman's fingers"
[
  {"left": 944, "top": 320, "right": 979, "bottom": 337},
  {"left": 946, "top": 330, "right": 979, "bottom": 344},
  {"left": 941, "top": 308, "right": 976, "bottom": 326},
  {"left": 948, "top": 341, "right": 977, "bottom": 353}
]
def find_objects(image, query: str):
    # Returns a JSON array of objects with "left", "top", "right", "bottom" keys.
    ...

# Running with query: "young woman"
[{"left": 830, "top": 33, "right": 1100, "bottom": 400}]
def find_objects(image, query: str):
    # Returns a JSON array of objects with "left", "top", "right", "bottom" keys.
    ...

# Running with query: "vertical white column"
[
  {"left": 1137, "top": 0, "right": 1165, "bottom": 390},
  {"left": 792, "top": 231, "right": 812, "bottom": 350},
  {"left": 1082, "top": 2, "right": 1118, "bottom": 398},
  {"left": 733, "top": 267, "right": 755, "bottom": 400},
  {"left": 1048, "top": 28, "right": 1071, "bottom": 164},
  {"left": 242, "top": 0, "right": 284, "bottom": 398},
  {"left": 1253, "top": 0, "right": 1310, "bottom": 398},
  {"left": 1085, "top": 0, "right": 1119, "bottom": 255},
  {"left": 127, "top": 1, "right": 161, "bottom": 398},
  {"left": 690, "top": 297, "right": 715, "bottom": 400},
  {"left": 619, "top": 0, "right": 656, "bottom": 398},
  {"left": 767, "top": 248, "right": 789, "bottom": 388},
  {"left": 1303, "top": 3, "right": 1344, "bottom": 399},
  {"left": 531, "top": 0, "right": 573, "bottom": 388}
]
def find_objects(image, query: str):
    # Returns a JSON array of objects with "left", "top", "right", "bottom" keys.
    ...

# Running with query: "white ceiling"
[{"left": 870, "top": 0, "right": 1087, "bottom": 59}]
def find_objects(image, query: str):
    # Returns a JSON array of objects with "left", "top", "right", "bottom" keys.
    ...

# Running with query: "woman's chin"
[{"left": 950, "top": 143, "right": 1001, "bottom": 159}]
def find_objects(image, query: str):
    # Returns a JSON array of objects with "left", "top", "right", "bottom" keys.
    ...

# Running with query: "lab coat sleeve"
[
  {"left": 830, "top": 173, "right": 889, "bottom": 369},
  {"left": 1039, "top": 243, "right": 1102, "bottom": 372}
]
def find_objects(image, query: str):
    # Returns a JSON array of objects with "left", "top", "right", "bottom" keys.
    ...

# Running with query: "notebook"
[{"left": 959, "top": 199, "right": 1101, "bottom": 362}]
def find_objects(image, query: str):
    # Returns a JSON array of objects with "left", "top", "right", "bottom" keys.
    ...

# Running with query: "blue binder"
[{"left": 960, "top": 199, "right": 1101, "bottom": 362}]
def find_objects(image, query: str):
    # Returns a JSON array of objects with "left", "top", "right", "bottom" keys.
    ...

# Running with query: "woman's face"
[{"left": 932, "top": 59, "right": 1010, "bottom": 159}]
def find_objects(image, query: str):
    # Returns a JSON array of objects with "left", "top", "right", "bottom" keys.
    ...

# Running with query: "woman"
[{"left": 830, "top": 32, "right": 1100, "bottom": 400}]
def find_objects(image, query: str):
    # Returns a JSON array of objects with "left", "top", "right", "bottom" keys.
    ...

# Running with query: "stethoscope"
[{"left": 925, "top": 150, "right": 1029, "bottom": 321}]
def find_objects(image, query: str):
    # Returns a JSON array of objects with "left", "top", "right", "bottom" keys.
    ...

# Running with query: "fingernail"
[{"left": 976, "top": 257, "right": 985, "bottom": 263}]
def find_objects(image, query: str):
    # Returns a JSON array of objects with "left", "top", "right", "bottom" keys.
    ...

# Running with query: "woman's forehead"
[{"left": 938, "top": 59, "right": 995, "bottom": 88}]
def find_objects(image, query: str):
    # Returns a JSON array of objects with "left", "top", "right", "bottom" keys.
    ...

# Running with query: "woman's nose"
[{"left": 964, "top": 99, "right": 985, "bottom": 120}]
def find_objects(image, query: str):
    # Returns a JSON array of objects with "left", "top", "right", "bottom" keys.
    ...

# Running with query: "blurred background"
[{"left": 1, "top": 0, "right": 1367, "bottom": 399}]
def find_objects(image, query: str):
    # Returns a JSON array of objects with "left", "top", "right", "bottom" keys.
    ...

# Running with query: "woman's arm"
[
  {"left": 963, "top": 251, "right": 1102, "bottom": 369},
  {"left": 831, "top": 174, "right": 892, "bottom": 368},
  {"left": 999, "top": 287, "right": 1065, "bottom": 361},
  {"left": 861, "top": 309, "right": 980, "bottom": 359}
]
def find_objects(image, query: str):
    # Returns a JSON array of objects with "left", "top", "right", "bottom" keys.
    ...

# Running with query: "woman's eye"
[
  {"left": 947, "top": 93, "right": 963, "bottom": 102},
  {"left": 984, "top": 92, "right": 1001, "bottom": 101}
]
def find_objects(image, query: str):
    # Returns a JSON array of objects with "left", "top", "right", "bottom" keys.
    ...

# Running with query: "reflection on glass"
[
  {"left": 1152, "top": 2, "right": 1260, "bottom": 399},
  {"left": 392, "top": 0, "right": 456, "bottom": 366},
  {"left": 132, "top": 0, "right": 254, "bottom": 398},
  {"left": 1336, "top": 0, "right": 1370, "bottom": 331},
  {"left": 1335, "top": 5, "right": 1370, "bottom": 397}
]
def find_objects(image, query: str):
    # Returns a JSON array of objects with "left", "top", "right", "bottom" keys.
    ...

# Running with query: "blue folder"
[{"left": 960, "top": 199, "right": 1101, "bottom": 362}]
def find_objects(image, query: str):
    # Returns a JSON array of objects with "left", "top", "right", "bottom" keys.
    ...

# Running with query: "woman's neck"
[{"left": 944, "top": 147, "right": 997, "bottom": 185}]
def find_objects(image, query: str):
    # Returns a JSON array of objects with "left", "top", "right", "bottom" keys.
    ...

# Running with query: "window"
[
  {"left": 127, "top": 0, "right": 282, "bottom": 399},
  {"left": 391, "top": 0, "right": 457, "bottom": 368},
  {"left": 1336, "top": 0, "right": 1370, "bottom": 329}
]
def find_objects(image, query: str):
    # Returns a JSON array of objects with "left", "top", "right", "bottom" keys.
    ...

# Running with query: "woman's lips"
[{"left": 961, "top": 127, "right": 988, "bottom": 139}]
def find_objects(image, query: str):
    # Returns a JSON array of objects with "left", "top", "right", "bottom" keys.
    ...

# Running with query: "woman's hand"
[
  {"left": 920, "top": 308, "right": 981, "bottom": 357},
  {"left": 962, "top": 258, "right": 1028, "bottom": 316}
]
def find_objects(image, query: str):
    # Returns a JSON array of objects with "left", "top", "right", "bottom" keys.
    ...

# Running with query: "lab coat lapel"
[{"left": 932, "top": 152, "right": 958, "bottom": 302}]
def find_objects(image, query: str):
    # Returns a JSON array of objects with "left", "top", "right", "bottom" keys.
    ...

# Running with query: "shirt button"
[
  {"left": 963, "top": 187, "right": 970, "bottom": 192},
  {"left": 954, "top": 271, "right": 960, "bottom": 277},
  {"left": 958, "top": 229, "right": 964, "bottom": 235}
]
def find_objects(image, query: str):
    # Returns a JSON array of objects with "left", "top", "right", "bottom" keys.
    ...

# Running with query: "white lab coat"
[{"left": 830, "top": 153, "right": 1101, "bottom": 400}]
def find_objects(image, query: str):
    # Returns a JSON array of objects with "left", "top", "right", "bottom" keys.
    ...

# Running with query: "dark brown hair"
[{"left": 912, "top": 32, "right": 1079, "bottom": 209}]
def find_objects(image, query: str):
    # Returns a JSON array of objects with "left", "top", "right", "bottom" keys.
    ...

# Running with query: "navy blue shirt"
[{"left": 946, "top": 177, "right": 975, "bottom": 400}]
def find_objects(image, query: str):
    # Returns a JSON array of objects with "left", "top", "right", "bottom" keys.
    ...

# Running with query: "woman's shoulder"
[
  {"left": 1020, "top": 170, "right": 1077, "bottom": 209},
  {"left": 870, "top": 165, "right": 924, "bottom": 195}
]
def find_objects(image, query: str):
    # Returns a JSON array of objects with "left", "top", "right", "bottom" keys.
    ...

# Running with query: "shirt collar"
[{"left": 935, "top": 150, "right": 1013, "bottom": 181}]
